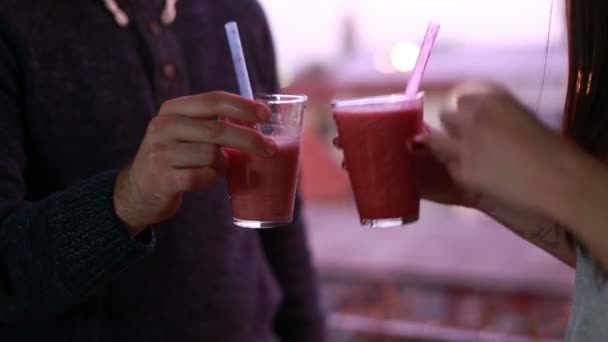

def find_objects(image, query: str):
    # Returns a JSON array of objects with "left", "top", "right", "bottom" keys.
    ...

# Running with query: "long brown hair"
[
  {"left": 564, "top": 0, "right": 608, "bottom": 156},
  {"left": 563, "top": 0, "right": 608, "bottom": 255}
]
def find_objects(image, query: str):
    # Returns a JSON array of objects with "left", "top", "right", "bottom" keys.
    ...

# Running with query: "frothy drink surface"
[
  {"left": 334, "top": 103, "right": 423, "bottom": 221},
  {"left": 226, "top": 136, "right": 300, "bottom": 222}
]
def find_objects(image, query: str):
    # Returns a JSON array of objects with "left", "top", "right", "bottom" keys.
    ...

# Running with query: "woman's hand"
[
  {"left": 418, "top": 90, "right": 571, "bottom": 215},
  {"left": 410, "top": 128, "right": 480, "bottom": 207},
  {"left": 333, "top": 132, "right": 478, "bottom": 208}
]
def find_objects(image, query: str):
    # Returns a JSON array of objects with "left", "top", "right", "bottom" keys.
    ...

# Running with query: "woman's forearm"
[
  {"left": 541, "top": 146, "right": 608, "bottom": 270},
  {"left": 478, "top": 197, "right": 576, "bottom": 267}
]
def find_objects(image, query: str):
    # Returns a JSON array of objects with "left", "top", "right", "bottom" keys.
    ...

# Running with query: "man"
[{"left": 0, "top": 0, "right": 325, "bottom": 341}]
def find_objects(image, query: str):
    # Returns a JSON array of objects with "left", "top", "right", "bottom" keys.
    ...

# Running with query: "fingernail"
[
  {"left": 410, "top": 135, "right": 426, "bottom": 150},
  {"left": 265, "top": 139, "right": 277, "bottom": 156},
  {"left": 257, "top": 105, "right": 271, "bottom": 121},
  {"left": 413, "top": 134, "right": 426, "bottom": 143}
]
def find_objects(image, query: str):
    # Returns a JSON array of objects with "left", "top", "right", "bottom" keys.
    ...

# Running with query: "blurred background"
[{"left": 258, "top": 0, "right": 572, "bottom": 341}]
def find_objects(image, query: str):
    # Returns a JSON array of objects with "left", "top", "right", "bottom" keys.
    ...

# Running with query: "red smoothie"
[
  {"left": 226, "top": 136, "right": 301, "bottom": 226},
  {"left": 334, "top": 98, "right": 423, "bottom": 226}
]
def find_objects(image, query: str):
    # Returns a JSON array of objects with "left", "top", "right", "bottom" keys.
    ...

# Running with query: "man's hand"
[{"left": 113, "top": 91, "right": 276, "bottom": 235}]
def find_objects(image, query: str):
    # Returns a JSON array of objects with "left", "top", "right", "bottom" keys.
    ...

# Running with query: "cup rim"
[
  {"left": 331, "top": 92, "right": 424, "bottom": 108},
  {"left": 256, "top": 93, "right": 308, "bottom": 104}
]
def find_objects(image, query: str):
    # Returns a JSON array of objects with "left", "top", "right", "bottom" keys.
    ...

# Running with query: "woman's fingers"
[
  {"left": 440, "top": 110, "right": 463, "bottom": 139},
  {"left": 421, "top": 130, "right": 460, "bottom": 166}
]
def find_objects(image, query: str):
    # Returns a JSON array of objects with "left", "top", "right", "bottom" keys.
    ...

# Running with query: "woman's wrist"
[{"left": 538, "top": 141, "right": 604, "bottom": 230}]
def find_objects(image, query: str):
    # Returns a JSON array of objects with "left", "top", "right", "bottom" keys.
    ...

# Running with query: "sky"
[{"left": 257, "top": 0, "right": 565, "bottom": 72}]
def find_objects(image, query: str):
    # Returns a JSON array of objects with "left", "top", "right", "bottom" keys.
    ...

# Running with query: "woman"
[
  {"left": 416, "top": 0, "right": 608, "bottom": 340},
  {"left": 337, "top": 0, "right": 606, "bottom": 339}
]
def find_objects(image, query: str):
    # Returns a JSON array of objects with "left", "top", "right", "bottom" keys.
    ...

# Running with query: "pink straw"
[{"left": 404, "top": 22, "right": 440, "bottom": 98}]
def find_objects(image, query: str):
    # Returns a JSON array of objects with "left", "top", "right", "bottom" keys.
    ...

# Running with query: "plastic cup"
[
  {"left": 333, "top": 93, "right": 424, "bottom": 228},
  {"left": 226, "top": 94, "right": 307, "bottom": 229}
]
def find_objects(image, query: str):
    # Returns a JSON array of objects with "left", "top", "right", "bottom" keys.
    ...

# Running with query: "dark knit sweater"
[{"left": 0, "top": 0, "right": 324, "bottom": 341}]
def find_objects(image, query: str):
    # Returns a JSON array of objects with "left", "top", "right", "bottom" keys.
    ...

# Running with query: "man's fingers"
[
  {"left": 169, "top": 167, "right": 219, "bottom": 193},
  {"left": 157, "top": 143, "right": 219, "bottom": 169},
  {"left": 159, "top": 91, "right": 271, "bottom": 123},
  {"left": 149, "top": 115, "right": 276, "bottom": 157}
]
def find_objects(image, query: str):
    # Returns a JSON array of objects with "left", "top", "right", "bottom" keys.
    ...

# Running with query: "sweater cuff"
[{"left": 48, "top": 171, "right": 154, "bottom": 295}]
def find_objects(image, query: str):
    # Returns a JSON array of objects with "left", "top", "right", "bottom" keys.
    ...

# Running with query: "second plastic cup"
[
  {"left": 226, "top": 94, "right": 307, "bottom": 229},
  {"left": 333, "top": 93, "right": 424, "bottom": 228}
]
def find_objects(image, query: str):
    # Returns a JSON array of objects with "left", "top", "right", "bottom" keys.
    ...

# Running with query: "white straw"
[
  {"left": 225, "top": 21, "right": 254, "bottom": 99},
  {"left": 404, "top": 22, "right": 440, "bottom": 98}
]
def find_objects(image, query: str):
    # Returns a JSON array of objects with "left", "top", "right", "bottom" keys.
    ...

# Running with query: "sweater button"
[
  {"left": 148, "top": 21, "right": 162, "bottom": 35},
  {"left": 162, "top": 63, "right": 176, "bottom": 80}
]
